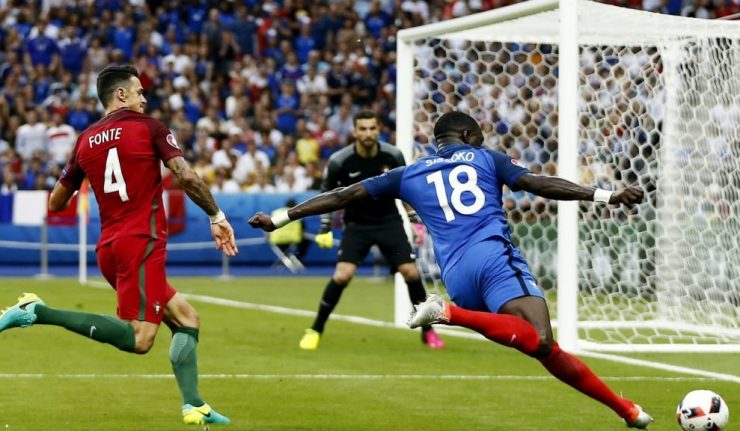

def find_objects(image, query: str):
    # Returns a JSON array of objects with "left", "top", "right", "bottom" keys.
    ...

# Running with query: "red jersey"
[{"left": 59, "top": 108, "right": 183, "bottom": 247}]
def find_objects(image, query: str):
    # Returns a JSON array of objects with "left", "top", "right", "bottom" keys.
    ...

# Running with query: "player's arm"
[
  {"left": 318, "top": 157, "right": 341, "bottom": 230},
  {"left": 49, "top": 181, "right": 76, "bottom": 212},
  {"left": 514, "top": 174, "right": 644, "bottom": 205},
  {"left": 164, "top": 156, "right": 239, "bottom": 256},
  {"left": 249, "top": 183, "right": 369, "bottom": 232},
  {"left": 50, "top": 140, "right": 84, "bottom": 212}
]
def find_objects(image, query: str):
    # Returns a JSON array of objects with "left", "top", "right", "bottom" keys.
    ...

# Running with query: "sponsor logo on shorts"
[{"left": 153, "top": 301, "right": 162, "bottom": 315}]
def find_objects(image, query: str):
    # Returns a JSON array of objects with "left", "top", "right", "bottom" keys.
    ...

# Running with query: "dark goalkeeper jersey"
[
  {"left": 322, "top": 142, "right": 406, "bottom": 225},
  {"left": 59, "top": 108, "right": 183, "bottom": 247}
]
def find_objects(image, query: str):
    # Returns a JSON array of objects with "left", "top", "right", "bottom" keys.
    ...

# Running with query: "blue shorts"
[{"left": 441, "top": 238, "right": 544, "bottom": 313}]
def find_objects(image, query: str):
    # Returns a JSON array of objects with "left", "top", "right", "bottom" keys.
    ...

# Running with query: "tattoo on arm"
[{"left": 165, "top": 156, "right": 219, "bottom": 216}]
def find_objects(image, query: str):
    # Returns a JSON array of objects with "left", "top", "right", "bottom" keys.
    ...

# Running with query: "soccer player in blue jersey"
[{"left": 248, "top": 111, "right": 653, "bottom": 428}]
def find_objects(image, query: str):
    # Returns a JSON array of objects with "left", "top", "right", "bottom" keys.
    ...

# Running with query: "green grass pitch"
[{"left": 0, "top": 276, "right": 737, "bottom": 430}]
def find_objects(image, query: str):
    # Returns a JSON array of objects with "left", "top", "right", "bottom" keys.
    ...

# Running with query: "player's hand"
[
  {"left": 247, "top": 212, "right": 276, "bottom": 232},
  {"left": 211, "top": 219, "right": 239, "bottom": 256},
  {"left": 315, "top": 231, "right": 334, "bottom": 249},
  {"left": 610, "top": 186, "right": 644, "bottom": 206},
  {"left": 411, "top": 222, "right": 426, "bottom": 246}
]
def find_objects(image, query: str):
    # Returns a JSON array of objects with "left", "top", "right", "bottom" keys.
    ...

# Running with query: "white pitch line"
[
  {"left": 87, "top": 282, "right": 740, "bottom": 384},
  {"left": 0, "top": 373, "right": 721, "bottom": 382},
  {"left": 576, "top": 351, "right": 740, "bottom": 384}
]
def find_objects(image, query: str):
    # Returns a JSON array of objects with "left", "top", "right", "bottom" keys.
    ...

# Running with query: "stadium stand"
[{"left": 2, "top": 0, "right": 737, "bottom": 197}]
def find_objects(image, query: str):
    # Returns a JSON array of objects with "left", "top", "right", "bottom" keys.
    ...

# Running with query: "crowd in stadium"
[{"left": 0, "top": 0, "right": 738, "bottom": 195}]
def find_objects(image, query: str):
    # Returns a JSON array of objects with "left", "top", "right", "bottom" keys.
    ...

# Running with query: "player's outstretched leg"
[
  {"left": 539, "top": 342, "right": 652, "bottom": 428},
  {"left": 0, "top": 293, "right": 44, "bottom": 331},
  {"left": 1, "top": 293, "right": 137, "bottom": 352},
  {"left": 410, "top": 295, "right": 652, "bottom": 427}
]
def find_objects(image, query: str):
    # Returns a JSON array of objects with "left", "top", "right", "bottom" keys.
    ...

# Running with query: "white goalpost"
[{"left": 395, "top": 0, "right": 740, "bottom": 353}]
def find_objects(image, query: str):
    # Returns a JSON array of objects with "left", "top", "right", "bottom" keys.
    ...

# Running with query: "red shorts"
[{"left": 97, "top": 235, "right": 176, "bottom": 324}]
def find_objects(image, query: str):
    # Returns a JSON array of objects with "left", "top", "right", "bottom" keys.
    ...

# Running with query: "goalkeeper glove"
[
  {"left": 410, "top": 222, "right": 426, "bottom": 247},
  {"left": 315, "top": 231, "right": 334, "bottom": 249},
  {"left": 407, "top": 211, "right": 426, "bottom": 246}
]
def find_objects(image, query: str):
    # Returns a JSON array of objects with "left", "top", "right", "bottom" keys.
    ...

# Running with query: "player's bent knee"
[
  {"left": 178, "top": 303, "right": 200, "bottom": 329},
  {"left": 531, "top": 333, "right": 554, "bottom": 358},
  {"left": 398, "top": 264, "right": 420, "bottom": 281},
  {"left": 332, "top": 269, "right": 355, "bottom": 285},
  {"left": 133, "top": 334, "right": 156, "bottom": 354},
  {"left": 131, "top": 321, "right": 159, "bottom": 354}
]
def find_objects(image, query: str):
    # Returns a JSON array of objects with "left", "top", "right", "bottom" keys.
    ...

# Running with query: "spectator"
[
  {"left": 295, "top": 122, "right": 320, "bottom": 165},
  {"left": 274, "top": 80, "right": 300, "bottom": 135},
  {"left": 233, "top": 139, "right": 271, "bottom": 185},
  {"left": 15, "top": 110, "right": 47, "bottom": 161},
  {"left": 1, "top": 166, "right": 19, "bottom": 194},
  {"left": 328, "top": 99, "right": 355, "bottom": 142},
  {"left": 24, "top": 20, "right": 60, "bottom": 70},
  {"left": 326, "top": 58, "right": 351, "bottom": 106},
  {"left": 212, "top": 138, "right": 238, "bottom": 170},
  {"left": 233, "top": 5, "right": 258, "bottom": 57},
  {"left": 319, "top": 129, "right": 342, "bottom": 160},
  {"left": 294, "top": 25, "right": 317, "bottom": 64},
  {"left": 297, "top": 65, "right": 328, "bottom": 97},
  {"left": 246, "top": 172, "right": 277, "bottom": 193},
  {"left": 46, "top": 112, "right": 76, "bottom": 167},
  {"left": 210, "top": 167, "right": 241, "bottom": 194},
  {"left": 193, "top": 151, "right": 216, "bottom": 184},
  {"left": 57, "top": 26, "right": 86, "bottom": 76}
]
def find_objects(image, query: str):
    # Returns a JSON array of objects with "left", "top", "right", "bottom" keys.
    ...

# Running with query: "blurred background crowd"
[{"left": 1, "top": 0, "right": 737, "bottom": 196}]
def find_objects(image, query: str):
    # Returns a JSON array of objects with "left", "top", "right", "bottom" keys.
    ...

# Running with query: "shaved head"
[{"left": 433, "top": 112, "right": 484, "bottom": 147}]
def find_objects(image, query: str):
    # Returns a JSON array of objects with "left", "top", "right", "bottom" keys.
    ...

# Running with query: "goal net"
[{"left": 396, "top": 0, "right": 740, "bottom": 352}]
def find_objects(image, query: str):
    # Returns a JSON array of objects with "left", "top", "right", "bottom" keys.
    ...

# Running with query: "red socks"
[
  {"left": 539, "top": 342, "right": 634, "bottom": 419},
  {"left": 446, "top": 304, "right": 634, "bottom": 419},
  {"left": 447, "top": 304, "right": 541, "bottom": 354}
]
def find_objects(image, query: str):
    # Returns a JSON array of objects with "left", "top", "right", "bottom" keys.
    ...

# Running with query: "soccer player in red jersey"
[{"left": 0, "top": 65, "right": 236, "bottom": 425}]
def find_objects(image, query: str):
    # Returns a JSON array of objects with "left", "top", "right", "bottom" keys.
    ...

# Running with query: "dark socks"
[{"left": 311, "top": 279, "right": 347, "bottom": 333}]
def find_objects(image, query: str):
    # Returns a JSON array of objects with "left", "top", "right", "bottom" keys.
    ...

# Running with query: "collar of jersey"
[{"left": 436, "top": 143, "right": 468, "bottom": 158}]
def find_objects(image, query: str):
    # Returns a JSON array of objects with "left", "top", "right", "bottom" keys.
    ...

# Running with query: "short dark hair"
[
  {"left": 96, "top": 64, "right": 140, "bottom": 108},
  {"left": 353, "top": 110, "right": 378, "bottom": 126},
  {"left": 433, "top": 111, "right": 480, "bottom": 141}
]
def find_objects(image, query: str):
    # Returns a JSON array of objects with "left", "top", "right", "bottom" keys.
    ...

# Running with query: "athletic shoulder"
[
  {"left": 327, "top": 144, "right": 355, "bottom": 166},
  {"left": 379, "top": 142, "right": 406, "bottom": 166},
  {"left": 480, "top": 147, "right": 530, "bottom": 188},
  {"left": 378, "top": 142, "right": 402, "bottom": 156}
]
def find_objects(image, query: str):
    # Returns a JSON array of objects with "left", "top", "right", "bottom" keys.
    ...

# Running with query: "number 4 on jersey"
[{"left": 104, "top": 147, "right": 129, "bottom": 202}]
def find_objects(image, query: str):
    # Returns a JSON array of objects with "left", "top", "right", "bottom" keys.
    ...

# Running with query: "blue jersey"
[{"left": 363, "top": 144, "right": 529, "bottom": 275}]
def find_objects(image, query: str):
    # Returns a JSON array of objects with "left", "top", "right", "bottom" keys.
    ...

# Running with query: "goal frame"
[{"left": 394, "top": 0, "right": 577, "bottom": 345}]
